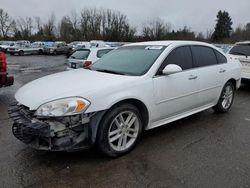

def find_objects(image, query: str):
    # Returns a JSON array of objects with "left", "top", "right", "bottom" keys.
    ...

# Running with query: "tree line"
[{"left": 0, "top": 8, "right": 249, "bottom": 43}]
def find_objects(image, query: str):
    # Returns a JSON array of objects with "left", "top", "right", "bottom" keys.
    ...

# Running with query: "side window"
[
  {"left": 192, "top": 46, "right": 217, "bottom": 67},
  {"left": 157, "top": 46, "right": 193, "bottom": 75},
  {"left": 97, "top": 49, "right": 113, "bottom": 58},
  {"left": 215, "top": 50, "right": 227, "bottom": 64}
]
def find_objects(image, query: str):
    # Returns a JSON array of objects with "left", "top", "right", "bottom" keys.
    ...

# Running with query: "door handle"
[
  {"left": 188, "top": 75, "right": 198, "bottom": 80},
  {"left": 219, "top": 69, "right": 226, "bottom": 73}
]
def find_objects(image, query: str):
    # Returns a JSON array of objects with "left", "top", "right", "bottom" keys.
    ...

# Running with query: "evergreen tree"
[{"left": 212, "top": 10, "right": 232, "bottom": 41}]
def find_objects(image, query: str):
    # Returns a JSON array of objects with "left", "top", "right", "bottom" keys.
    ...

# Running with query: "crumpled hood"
[{"left": 15, "top": 69, "right": 136, "bottom": 110}]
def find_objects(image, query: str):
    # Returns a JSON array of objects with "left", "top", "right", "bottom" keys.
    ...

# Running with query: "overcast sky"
[{"left": 1, "top": 0, "right": 250, "bottom": 34}]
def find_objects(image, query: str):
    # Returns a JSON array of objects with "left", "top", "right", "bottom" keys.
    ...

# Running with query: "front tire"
[
  {"left": 97, "top": 103, "right": 143, "bottom": 157},
  {"left": 213, "top": 81, "right": 235, "bottom": 113}
]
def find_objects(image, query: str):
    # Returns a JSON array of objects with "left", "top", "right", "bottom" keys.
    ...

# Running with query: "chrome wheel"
[
  {"left": 108, "top": 111, "right": 139, "bottom": 152},
  {"left": 221, "top": 85, "right": 233, "bottom": 109}
]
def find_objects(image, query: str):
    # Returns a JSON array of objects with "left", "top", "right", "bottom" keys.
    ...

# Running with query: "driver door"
[{"left": 152, "top": 46, "right": 201, "bottom": 123}]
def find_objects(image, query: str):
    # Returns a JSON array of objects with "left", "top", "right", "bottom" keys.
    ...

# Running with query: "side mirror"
[{"left": 162, "top": 64, "right": 182, "bottom": 75}]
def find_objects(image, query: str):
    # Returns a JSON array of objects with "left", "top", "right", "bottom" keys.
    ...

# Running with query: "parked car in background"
[
  {"left": 15, "top": 40, "right": 30, "bottom": 46},
  {"left": 68, "top": 41, "right": 91, "bottom": 50},
  {"left": 9, "top": 41, "right": 241, "bottom": 157},
  {"left": 90, "top": 40, "right": 107, "bottom": 48},
  {"left": 0, "top": 52, "right": 13, "bottom": 87},
  {"left": 213, "top": 44, "right": 233, "bottom": 53},
  {"left": 43, "top": 41, "right": 72, "bottom": 55},
  {"left": 43, "top": 41, "right": 54, "bottom": 48},
  {"left": 75, "top": 42, "right": 91, "bottom": 50},
  {"left": 0, "top": 41, "right": 15, "bottom": 53},
  {"left": 8, "top": 42, "right": 44, "bottom": 56},
  {"left": 105, "top": 42, "right": 129, "bottom": 47},
  {"left": 228, "top": 41, "right": 250, "bottom": 81},
  {"left": 67, "top": 47, "right": 114, "bottom": 69}
]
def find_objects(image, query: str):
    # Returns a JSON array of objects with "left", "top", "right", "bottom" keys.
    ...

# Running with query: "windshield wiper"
[{"left": 95, "top": 69, "right": 126, "bottom": 75}]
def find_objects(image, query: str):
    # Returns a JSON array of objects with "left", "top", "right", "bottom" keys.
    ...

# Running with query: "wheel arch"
[
  {"left": 226, "top": 78, "right": 237, "bottom": 90},
  {"left": 106, "top": 98, "right": 149, "bottom": 130}
]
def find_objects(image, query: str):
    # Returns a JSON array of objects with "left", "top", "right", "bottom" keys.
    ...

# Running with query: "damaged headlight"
[{"left": 35, "top": 97, "right": 90, "bottom": 117}]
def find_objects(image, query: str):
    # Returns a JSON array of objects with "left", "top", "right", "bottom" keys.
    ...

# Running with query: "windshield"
[
  {"left": 70, "top": 50, "right": 90, "bottom": 60},
  {"left": 91, "top": 45, "right": 166, "bottom": 76},
  {"left": 229, "top": 44, "right": 250, "bottom": 56}
]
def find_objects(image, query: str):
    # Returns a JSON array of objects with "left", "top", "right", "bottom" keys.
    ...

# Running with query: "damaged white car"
[{"left": 9, "top": 41, "right": 241, "bottom": 157}]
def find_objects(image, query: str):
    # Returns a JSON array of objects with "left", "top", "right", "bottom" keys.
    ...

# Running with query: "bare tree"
[
  {"left": 142, "top": 18, "right": 171, "bottom": 40},
  {"left": 0, "top": 8, "right": 14, "bottom": 38},
  {"left": 43, "top": 13, "right": 56, "bottom": 40},
  {"left": 16, "top": 17, "right": 33, "bottom": 38}
]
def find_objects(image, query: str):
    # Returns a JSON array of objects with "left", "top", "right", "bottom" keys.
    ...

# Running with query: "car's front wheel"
[
  {"left": 213, "top": 81, "right": 235, "bottom": 113},
  {"left": 97, "top": 103, "right": 143, "bottom": 157}
]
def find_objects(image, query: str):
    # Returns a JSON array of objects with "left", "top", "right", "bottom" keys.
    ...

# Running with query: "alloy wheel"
[{"left": 108, "top": 111, "right": 140, "bottom": 152}]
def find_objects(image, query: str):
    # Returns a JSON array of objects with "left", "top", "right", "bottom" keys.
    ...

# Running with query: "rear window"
[
  {"left": 215, "top": 50, "right": 227, "bottom": 64},
  {"left": 229, "top": 44, "right": 250, "bottom": 56},
  {"left": 70, "top": 50, "right": 90, "bottom": 60},
  {"left": 97, "top": 49, "right": 113, "bottom": 58},
  {"left": 192, "top": 46, "right": 217, "bottom": 67}
]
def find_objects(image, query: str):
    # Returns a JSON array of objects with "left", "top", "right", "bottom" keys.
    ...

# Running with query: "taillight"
[
  {"left": 0, "top": 52, "right": 7, "bottom": 72},
  {"left": 83, "top": 60, "right": 92, "bottom": 68}
]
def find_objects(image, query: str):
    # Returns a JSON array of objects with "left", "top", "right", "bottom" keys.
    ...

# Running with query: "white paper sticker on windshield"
[{"left": 145, "top": 46, "right": 163, "bottom": 50}]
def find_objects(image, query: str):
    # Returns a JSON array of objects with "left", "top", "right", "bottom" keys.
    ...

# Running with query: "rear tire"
[
  {"left": 53, "top": 50, "right": 57, "bottom": 55},
  {"left": 38, "top": 49, "right": 43, "bottom": 55},
  {"left": 19, "top": 51, "right": 24, "bottom": 56},
  {"left": 213, "top": 81, "right": 235, "bottom": 113},
  {"left": 97, "top": 103, "right": 143, "bottom": 157}
]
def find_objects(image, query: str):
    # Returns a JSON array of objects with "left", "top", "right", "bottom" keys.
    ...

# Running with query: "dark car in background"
[{"left": 43, "top": 41, "right": 72, "bottom": 55}]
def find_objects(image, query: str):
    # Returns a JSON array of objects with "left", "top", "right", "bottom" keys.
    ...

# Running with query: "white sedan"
[{"left": 9, "top": 41, "right": 241, "bottom": 157}]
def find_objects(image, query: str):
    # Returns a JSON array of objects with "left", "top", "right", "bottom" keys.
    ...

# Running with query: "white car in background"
[
  {"left": 68, "top": 41, "right": 91, "bottom": 50},
  {"left": 67, "top": 47, "right": 114, "bottom": 69},
  {"left": 9, "top": 41, "right": 241, "bottom": 157},
  {"left": 8, "top": 41, "right": 44, "bottom": 56},
  {"left": 228, "top": 41, "right": 250, "bottom": 81},
  {"left": 90, "top": 40, "right": 107, "bottom": 48},
  {"left": 0, "top": 41, "right": 15, "bottom": 53}
]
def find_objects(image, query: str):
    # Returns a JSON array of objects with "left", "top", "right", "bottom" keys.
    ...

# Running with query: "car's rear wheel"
[
  {"left": 53, "top": 50, "right": 57, "bottom": 55},
  {"left": 97, "top": 103, "right": 143, "bottom": 157},
  {"left": 213, "top": 81, "right": 235, "bottom": 113},
  {"left": 38, "top": 49, "right": 43, "bottom": 55},
  {"left": 19, "top": 51, "right": 24, "bottom": 56}
]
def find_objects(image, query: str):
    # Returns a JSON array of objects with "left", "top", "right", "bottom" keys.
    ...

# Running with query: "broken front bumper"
[{"left": 8, "top": 102, "right": 105, "bottom": 151}]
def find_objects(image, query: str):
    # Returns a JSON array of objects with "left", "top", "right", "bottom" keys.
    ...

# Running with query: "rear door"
[{"left": 191, "top": 45, "right": 225, "bottom": 106}]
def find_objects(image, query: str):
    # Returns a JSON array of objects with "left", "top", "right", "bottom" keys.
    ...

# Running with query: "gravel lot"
[{"left": 0, "top": 55, "right": 250, "bottom": 188}]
